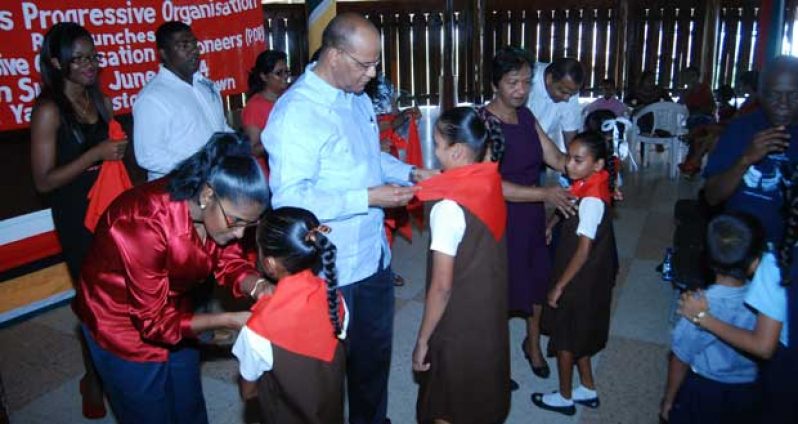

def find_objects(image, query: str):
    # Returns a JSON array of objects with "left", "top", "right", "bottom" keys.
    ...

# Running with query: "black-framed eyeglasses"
[
  {"left": 215, "top": 194, "right": 260, "bottom": 229},
  {"left": 338, "top": 48, "right": 380, "bottom": 71},
  {"left": 71, "top": 54, "right": 101, "bottom": 66}
]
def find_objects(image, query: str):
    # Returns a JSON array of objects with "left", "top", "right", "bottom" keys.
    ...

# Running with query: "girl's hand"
[
  {"left": 677, "top": 290, "right": 708, "bottom": 322},
  {"left": 613, "top": 189, "right": 624, "bottom": 202},
  {"left": 412, "top": 341, "right": 430, "bottom": 372},
  {"left": 547, "top": 285, "right": 564, "bottom": 308},
  {"left": 93, "top": 139, "right": 128, "bottom": 161}
]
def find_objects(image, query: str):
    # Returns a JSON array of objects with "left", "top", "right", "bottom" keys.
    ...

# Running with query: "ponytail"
[
  {"left": 476, "top": 106, "right": 506, "bottom": 162},
  {"left": 167, "top": 132, "right": 268, "bottom": 205}
]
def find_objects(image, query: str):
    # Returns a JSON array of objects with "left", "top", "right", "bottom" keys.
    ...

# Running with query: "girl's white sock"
[
  {"left": 573, "top": 385, "right": 597, "bottom": 400},
  {"left": 542, "top": 391, "right": 574, "bottom": 406}
]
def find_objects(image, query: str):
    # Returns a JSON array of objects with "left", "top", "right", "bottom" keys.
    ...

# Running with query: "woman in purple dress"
[{"left": 482, "top": 47, "right": 577, "bottom": 379}]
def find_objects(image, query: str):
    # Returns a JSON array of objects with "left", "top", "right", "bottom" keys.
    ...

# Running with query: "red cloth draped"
[
  {"left": 84, "top": 119, "right": 133, "bottom": 232},
  {"left": 246, "top": 270, "right": 345, "bottom": 363},
  {"left": 569, "top": 169, "right": 612, "bottom": 204},
  {"left": 415, "top": 162, "right": 506, "bottom": 241},
  {"left": 378, "top": 114, "right": 425, "bottom": 244}
]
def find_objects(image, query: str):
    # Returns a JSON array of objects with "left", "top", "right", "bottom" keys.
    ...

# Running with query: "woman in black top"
[{"left": 30, "top": 22, "right": 127, "bottom": 419}]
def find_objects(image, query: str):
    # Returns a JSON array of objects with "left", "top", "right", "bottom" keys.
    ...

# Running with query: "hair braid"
[
  {"left": 605, "top": 140, "right": 617, "bottom": 196},
  {"left": 476, "top": 106, "right": 506, "bottom": 162},
  {"left": 310, "top": 233, "right": 343, "bottom": 337},
  {"left": 779, "top": 164, "right": 798, "bottom": 286}
]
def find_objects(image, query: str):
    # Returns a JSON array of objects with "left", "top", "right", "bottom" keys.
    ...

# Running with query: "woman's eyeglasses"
[
  {"left": 215, "top": 196, "right": 259, "bottom": 229},
  {"left": 71, "top": 54, "right": 101, "bottom": 66}
]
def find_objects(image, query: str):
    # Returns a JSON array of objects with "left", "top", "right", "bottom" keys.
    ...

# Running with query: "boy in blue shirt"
[{"left": 660, "top": 213, "right": 765, "bottom": 423}]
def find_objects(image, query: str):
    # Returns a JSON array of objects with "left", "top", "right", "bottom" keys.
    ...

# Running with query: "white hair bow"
[{"left": 601, "top": 116, "right": 638, "bottom": 172}]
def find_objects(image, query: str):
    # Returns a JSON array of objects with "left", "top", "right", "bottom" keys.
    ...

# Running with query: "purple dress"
[{"left": 494, "top": 107, "right": 551, "bottom": 314}]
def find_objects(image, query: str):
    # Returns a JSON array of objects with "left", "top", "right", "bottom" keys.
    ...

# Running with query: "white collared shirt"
[
  {"left": 262, "top": 64, "right": 413, "bottom": 286},
  {"left": 133, "top": 66, "right": 233, "bottom": 181},
  {"left": 526, "top": 62, "right": 583, "bottom": 152}
]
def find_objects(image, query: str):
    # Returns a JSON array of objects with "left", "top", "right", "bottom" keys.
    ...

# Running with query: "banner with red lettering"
[{"left": 0, "top": 0, "right": 267, "bottom": 131}]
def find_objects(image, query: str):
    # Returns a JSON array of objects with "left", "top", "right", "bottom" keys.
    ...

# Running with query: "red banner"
[{"left": 0, "top": 0, "right": 266, "bottom": 131}]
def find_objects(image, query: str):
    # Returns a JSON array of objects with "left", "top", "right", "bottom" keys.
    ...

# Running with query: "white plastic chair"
[{"left": 629, "top": 102, "right": 689, "bottom": 179}]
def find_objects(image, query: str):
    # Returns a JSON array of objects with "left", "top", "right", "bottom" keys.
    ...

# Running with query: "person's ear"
[
  {"left": 593, "top": 157, "right": 606, "bottom": 173},
  {"left": 50, "top": 58, "right": 61, "bottom": 70},
  {"left": 198, "top": 184, "right": 214, "bottom": 210}
]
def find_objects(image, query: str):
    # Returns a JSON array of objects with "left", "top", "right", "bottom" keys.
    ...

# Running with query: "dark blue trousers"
[
  {"left": 82, "top": 326, "right": 208, "bottom": 424},
  {"left": 339, "top": 263, "right": 394, "bottom": 424},
  {"left": 758, "top": 344, "right": 798, "bottom": 423}
]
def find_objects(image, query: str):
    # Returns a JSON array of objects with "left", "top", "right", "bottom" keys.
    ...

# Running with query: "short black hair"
[
  {"left": 490, "top": 46, "right": 532, "bottom": 87},
  {"left": 545, "top": 58, "right": 584, "bottom": 85},
  {"left": 156, "top": 21, "right": 192, "bottom": 50},
  {"left": 706, "top": 213, "right": 765, "bottom": 281}
]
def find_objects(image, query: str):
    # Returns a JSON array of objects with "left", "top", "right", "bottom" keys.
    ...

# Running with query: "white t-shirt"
[
  {"left": 576, "top": 197, "right": 605, "bottom": 240},
  {"left": 133, "top": 67, "right": 233, "bottom": 181},
  {"left": 429, "top": 200, "right": 466, "bottom": 256},
  {"left": 526, "top": 62, "right": 583, "bottom": 152},
  {"left": 745, "top": 252, "right": 789, "bottom": 346}
]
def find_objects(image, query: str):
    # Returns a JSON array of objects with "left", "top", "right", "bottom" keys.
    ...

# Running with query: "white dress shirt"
[
  {"left": 262, "top": 65, "right": 413, "bottom": 286},
  {"left": 133, "top": 66, "right": 232, "bottom": 181},
  {"left": 526, "top": 62, "right": 583, "bottom": 152}
]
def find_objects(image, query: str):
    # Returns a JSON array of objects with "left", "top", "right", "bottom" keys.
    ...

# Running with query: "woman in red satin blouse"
[{"left": 74, "top": 132, "right": 271, "bottom": 424}]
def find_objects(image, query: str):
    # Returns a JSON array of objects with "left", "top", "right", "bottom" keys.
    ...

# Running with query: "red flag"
[{"left": 84, "top": 120, "right": 133, "bottom": 232}]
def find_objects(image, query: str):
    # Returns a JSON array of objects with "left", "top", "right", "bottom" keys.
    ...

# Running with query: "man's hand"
[
  {"left": 368, "top": 184, "right": 419, "bottom": 208},
  {"left": 741, "top": 126, "right": 790, "bottom": 166}
]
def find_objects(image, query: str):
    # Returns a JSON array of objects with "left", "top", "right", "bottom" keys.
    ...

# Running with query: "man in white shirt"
[
  {"left": 263, "top": 13, "right": 433, "bottom": 424},
  {"left": 133, "top": 21, "right": 233, "bottom": 181},
  {"left": 526, "top": 58, "right": 585, "bottom": 153}
]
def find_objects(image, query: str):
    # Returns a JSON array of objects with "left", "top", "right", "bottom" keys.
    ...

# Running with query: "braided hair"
[
  {"left": 256, "top": 207, "right": 343, "bottom": 338},
  {"left": 779, "top": 163, "right": 798, "bottom": 286},
  {"left": 571, "top": 131, "right": 616, "bottom": 195},
  {"left": 476, "top": 107, "right": 506, "bottom": 162}
]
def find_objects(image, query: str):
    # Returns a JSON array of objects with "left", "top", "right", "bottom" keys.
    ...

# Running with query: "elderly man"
[
  {"left": 526, "top": 58, "right": 585, "bottom": 153},
  {"left": 134, "top": 21, "right": 232, "bottom": 181},
  {"left": 704, "top": 56, "right": 798, "bottom": 245},
  {"left": 263, "top": 13, "right": 432, "bottom": 424}
]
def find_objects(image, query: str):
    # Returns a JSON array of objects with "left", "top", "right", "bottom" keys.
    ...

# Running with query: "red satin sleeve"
[
  {"left": 214, "top": 240, "right": 259, "bottom": 298},
  {"left": 109, "top": 216, "right": 194, "bottom": 345}
]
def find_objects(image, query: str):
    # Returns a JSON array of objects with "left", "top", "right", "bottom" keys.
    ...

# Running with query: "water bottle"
[{"left": 661, "top": 248, "right": 674, "bottom": 282}]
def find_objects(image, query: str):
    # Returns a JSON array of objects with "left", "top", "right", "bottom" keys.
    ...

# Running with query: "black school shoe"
[
  {"left": 574, "top": 396, "right": 601, "bottom": 408},
  {"left": 522, "top": 337, "right": 550, "bottom": 378},
  {"left": 531, "top": 392, "right": 576, "bottom": 416}
]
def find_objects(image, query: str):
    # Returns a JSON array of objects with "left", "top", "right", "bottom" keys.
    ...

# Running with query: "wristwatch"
[{"left": 692, "top": 310, "right": 707, "bottom": 326}]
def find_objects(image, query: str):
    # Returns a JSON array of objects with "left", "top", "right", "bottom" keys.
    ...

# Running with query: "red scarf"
[
  {"left": 84, "top": 119, "right": 133, "bottom": 232},
  {"left": 246, "top": 270, "right": 344, "bottom": 363},
  {"left": 570, "top": 169, "right": 611, "bottom": 204},
  {"left": 416, "top": 162, "right": 506, "bottom": 240}
]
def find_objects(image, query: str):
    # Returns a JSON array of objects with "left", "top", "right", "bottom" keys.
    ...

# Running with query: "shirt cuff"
[
  {"left": 180, "top": 313, "right": 196, "bottom": 339},
  {"left": 349, "top": 189, "right": 370, "bottom": 214}
]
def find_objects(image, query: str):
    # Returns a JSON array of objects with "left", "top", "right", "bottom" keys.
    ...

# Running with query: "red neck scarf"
[
  {"left": 416, "top": 162, "right": 506, "bottom": 240},
  {"left": 570, "top": 169, "right": 611, "bottom": 204},
  {"left": 246, "top": 270, "right": 344, "bottom": 363}
]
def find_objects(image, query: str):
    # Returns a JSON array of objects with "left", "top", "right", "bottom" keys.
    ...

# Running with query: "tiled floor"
[{"left": 0, "top": 157, "right": 701, "bottom": 423}]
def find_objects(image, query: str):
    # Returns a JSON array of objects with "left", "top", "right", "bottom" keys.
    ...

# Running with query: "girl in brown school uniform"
[
  {"left": 534, "top": 131, "right": 618, "bottom": 416},
  {"left": 413, "top": 107, "right": 511, "bottom": 424},
  {"left": 232, "top": 207, "right": 347, "bottom": 424}
]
